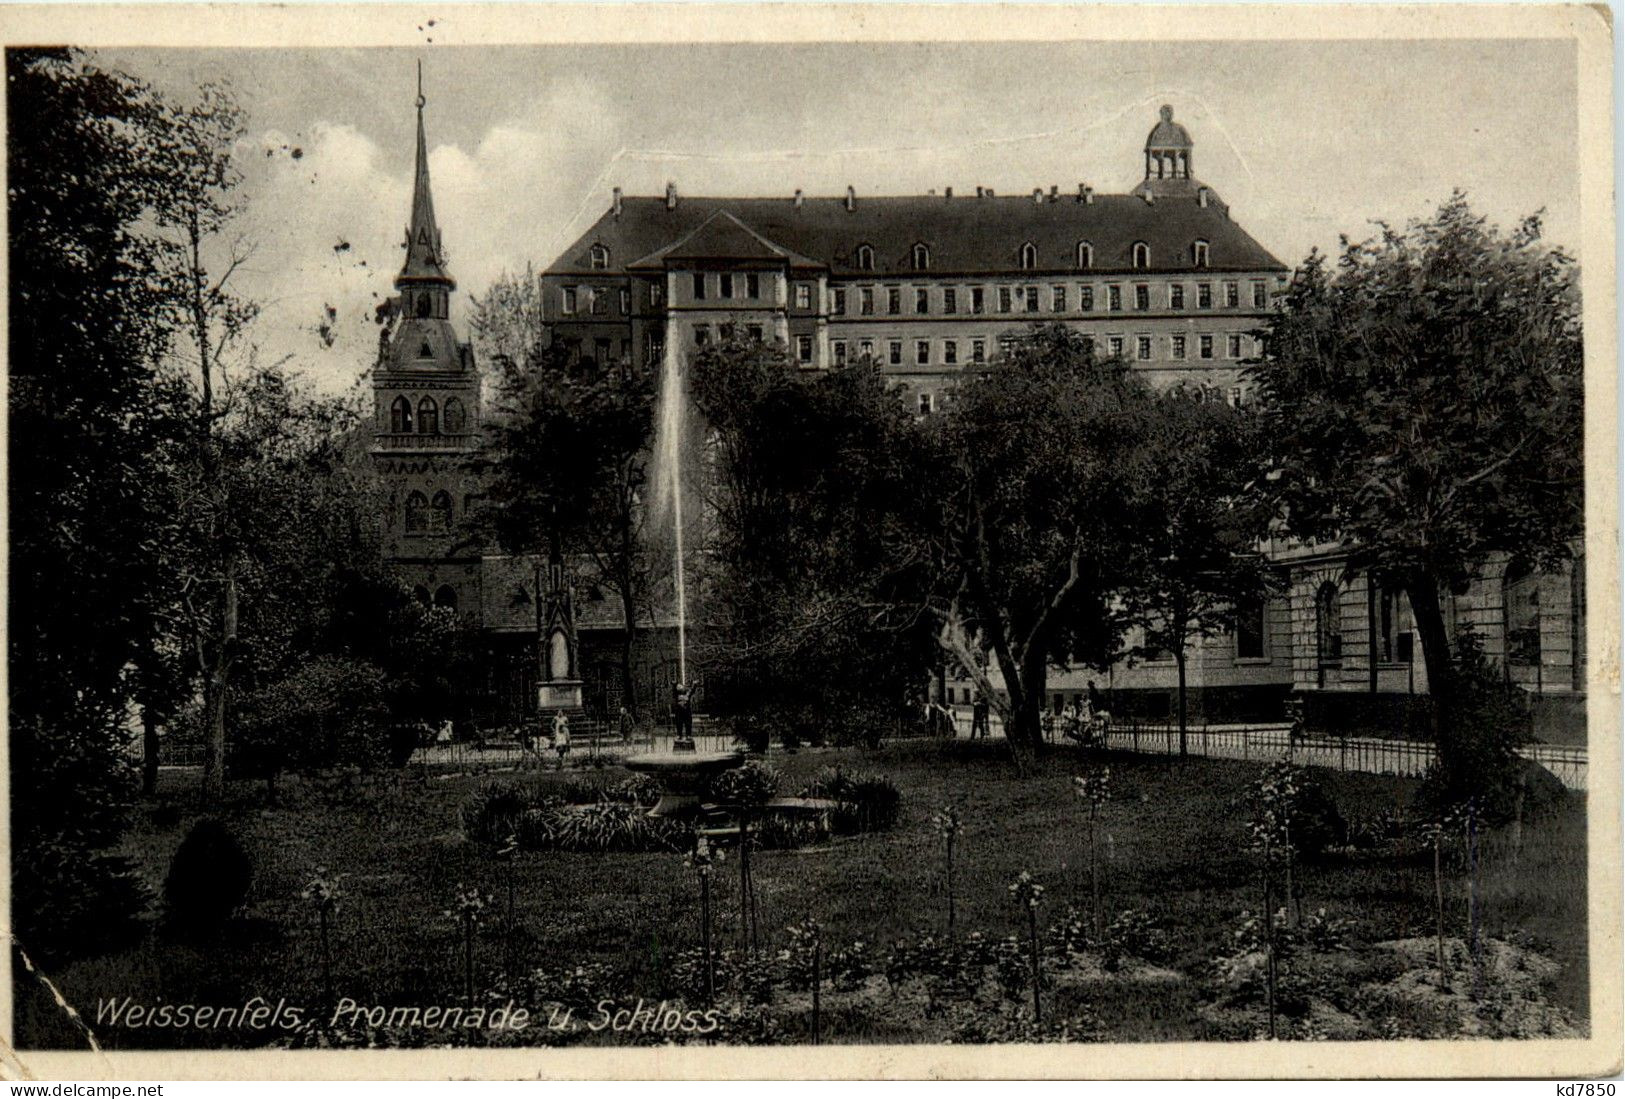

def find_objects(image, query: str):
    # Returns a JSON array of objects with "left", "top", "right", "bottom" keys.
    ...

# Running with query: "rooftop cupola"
[{"left": 1144, "top": 104, "right": 1193, "bottom": 182}]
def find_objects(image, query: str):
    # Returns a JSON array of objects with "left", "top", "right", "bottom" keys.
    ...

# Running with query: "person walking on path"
[{"left": 551, "top": 711, "right": 572, "bottom": 770}]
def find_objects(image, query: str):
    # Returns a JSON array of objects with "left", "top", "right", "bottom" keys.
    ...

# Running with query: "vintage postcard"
[{"left": 1, "top": 2, "right": 1617, "bottom": 1082}]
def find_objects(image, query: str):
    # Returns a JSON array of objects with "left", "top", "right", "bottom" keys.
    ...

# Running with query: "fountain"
[{"left": 625, "top": 311, "right": 743, "bottom": 814}]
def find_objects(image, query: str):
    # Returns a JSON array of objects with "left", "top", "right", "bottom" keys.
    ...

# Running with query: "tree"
[
  {"left": 1251, "top": 194, "right": 1583, "bottom": 797},
  {"left": 7, "top": 48, "right": 188, "bottom": 960},
  {"left": 688, "top": 339, "right": 937, "bottom": 745},
  {"left": 476, "top": 273, "right": 658, "bottom": 717},
  {"left": 923, "top": 325, "right": 1156, "bottom": 767},
  {"left": 1114, "top": 391, "right": 1273, "bottom": 753}
]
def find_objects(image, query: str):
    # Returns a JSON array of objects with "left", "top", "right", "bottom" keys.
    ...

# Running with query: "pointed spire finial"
[{"left": 416, "top": 58, "right": 426, "bottom": 110}]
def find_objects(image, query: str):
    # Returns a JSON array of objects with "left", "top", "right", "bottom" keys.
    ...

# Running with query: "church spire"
[{"left": 399, "top": 60, "right": 454, "bottom": 290}]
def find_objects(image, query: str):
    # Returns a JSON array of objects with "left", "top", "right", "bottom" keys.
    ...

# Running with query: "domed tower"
[
  {"left": 1133, "top": 104, "right": 1203, "bottom": 200},
  {"left": 372, "top": 64, "right": 483, "bottom": 619}
]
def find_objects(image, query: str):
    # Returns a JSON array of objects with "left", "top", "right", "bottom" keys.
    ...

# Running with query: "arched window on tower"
[
  {"left": 1132, "top": 241, "right": 1151, "bottom": 269},
  {"left": 911, "top": 243, "right": 930, "bottom": 271},
  {"left": 1192, "top": 240, "right": 1211, "bottom": 268},
  {"left": 434, "top": 585, "right": 459, "bottom": 612},
  {"left": 855, "top": 244, "right": 875, "bottom": 271},
  {"left": 404, "top": 491, "right": 429, "bottom": 533},
  {"left": 1019, "top": 242, "right": 1037, "bottom": 270},
  {"left": 1076, "top": 241, "right": 1093, "bottom": 269},
  {"left": 411, "top": 584, "right": 431, "bottom": 606},
  {"left": 417, "top": 396, "right": 439, "bottom": 435},
  {"left": 390, "top": 395, "right": 413, "bottom": 433},
  {"left": 442, "top": 397, "right": 466, "bottom": 433},
  {"left": 429, "top": 490, "right": 453, "bottom": 532}
]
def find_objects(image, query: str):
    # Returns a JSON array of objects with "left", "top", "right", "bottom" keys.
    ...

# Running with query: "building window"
[
  {"left": 443, "top": 397, "right": 466, "bottom": 433},
  {"left": 1228, "top": 333, "right": 1244, "bottom": 359},
  {"left": 1132, "top": 242, "right": 1150, "bottom": 268},
  {"left": 390, "top": 395, "right": 413, "bottom": 433},
  {"left": 586, "top": 287, "right": 606, "bottom": 316},
  {"left": 833, "top": 340, "right": 847, "bottom": 365},
  {"left": 1079, "top": 285, "right": 1094, "bottom": 311},
  {"left": 1224, "top": 282, "right": 1239, "bottom": 309},
  {"left": 1504, "top": 560, "right": 1542, "bottom": 668},
  {"left": 1024, "top": 286, "right": 1039, "bottom": 313},
  {"left": 1192, "top": 240, "right": 1210, "bottom": 267},
  {"left": 998, "top": 286, "right": 1012, "bottom": 313},
  {"left": 594, "top": 337, "right": 612, "bottom": 364},
  {"left": 833, "top": 287, "right": 846, "bottom": 314},
  {"left": 747, "top": 324, "right": 764, "bottom": 342},
  {"left": 797, "top": 335, "right": 813, "bottom": 365},
  {"left": 796, "top": 283, "right": 812, "bottom": 309},
  {"left": 1252, "top": 280, "right": 1268, "bottom": 308},
  {"left": 1052, "top": 285, "right": 1066, "bottom": 312},
  {"left": 859, "top": 338, "right": 875, "bottom": 360},
  {"left": 888, "top": 340, "right": 902, "bottom": 366},
  {"left": 650, "top": 282, "right": 664, "bottom": 308},
  {"left": 887, "top": 286, "right": 901, "bottom": 315},
  {"left": 417, "top": 396, "right": 439, "bottom": 435},
  {"left": 1136, "top": 335, "right": 1152, "bottom": 360},
  {"left": 1134, "top": 284, "right": 1149, "bottom": 311},
  {"left": 1076, "top": 241, "right": 1093, "bottom": 269},
  {"left": 1228, "top": 386, "right": 1243, "bottom": 407},
  {"left": 718, "top": 273, "right": 733, "bottom": 299},
  {"left": 912, "top": 243, "right": 931, "bottom": 270},
  {"left": 1020, "top": 242, "right": 1038, "bottom": 270},
  {"left": 1170, "top": 284, "right": 1185, "bottom": 309},
  {"left": 918, "top": 391, "right": 934, "bottom": 414},
  {"left": 971, "top": 287, "right": 985, "bottom": 314},
  {"left": 429, "top": 490, "right": 454, "bottom": 532},
  {"left": 562, "top": 287, "right": 578, "bottom": 315},
  {"left": 644, "top": 331, "right": 664, "bottom": 363},
  {"left": 1108, "top": 284, "right": 1122, "bottom": 312},
  {"left": 1199, "top": 334, "right": 1214, "bottom": 359},
  {"left": 718, "top": 324, "right": 734, "bottom": 343},
  {"left": 916, "top": 340, "right": 930, "bottom": 365},
  {"left": 1315, "top": 581, "right": 1343, "bottom": 676},
  {"left": 589, "top": 243, "right": 609, "bottom": 270},
  {"left": 694, "top": 324, "right": 710, "bottom": 346},
  {"left": 404, "top": 491, "right": 428, "bottom": 533},
  {"left": 915, "top": 287, "right": 929, "bottom": 314},
  {"left": 861, "top": 287, "right": 875, "bottom": 316},
  {"left": 1197, "top": 283, "right": 1212, "bottom": 309},
  {"left": 971, "top": 339, "right": 986, "bottom": 363},
  {"left": 855, "top": 244, "right": 875, "bottom": 271},
  {"left": 944, "top": 340, "right": 958, "bottom": 365},
  {"left": 1107, "top": 335, "right": 1124, "bottom": 358},
  {"left": 1235, "top": 599, "right": 1266, "bottom": 660},
  {"left": 1170, "top": 334, "right": 1187, "bottom": 360},
  {"left": 692, "top": 272, "right": 706, "bottom": 300},
  {"left": 944, "top": 287, "right": 957, "bottom": 315}
]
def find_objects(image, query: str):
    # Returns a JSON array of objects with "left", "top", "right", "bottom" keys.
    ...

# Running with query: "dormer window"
[
  {"left": 855, "top": 244, "right": 875, "bottom": 271},
  {"left": 1192, "top": 240, "right": 1210, "bottom": 267},
  {"left": 1019, "top": 242, "right": 1037, "bottom": 270},
  {"left": 1076, "top": 241, "right": 1093, "bottom": 269},
  {"left": 1132, "top": 242, "right": 1151, "bottom": 269},
  {"left": 911, "top": 243, "right": 930, "bottom": 271},
  {"left": 589, "top": 243, "right": 610, "bottom": 270}
]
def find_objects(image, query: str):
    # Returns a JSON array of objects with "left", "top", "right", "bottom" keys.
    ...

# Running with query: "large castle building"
[{"left": 370, "top": 95, "right": 1585, "bottom": 742}]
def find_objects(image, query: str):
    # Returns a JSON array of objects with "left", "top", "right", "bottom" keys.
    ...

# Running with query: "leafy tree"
[
  {"left": 923, "top": 325, "right": 1156, "bottom": 767},
  {"left": 232, "top": 657, "right": 390, "bottom": 802},
  {"left": 1251, "top": 194, "right": 1582, "bottom": 798},
  {"left": 1114, "top": 391, "right": 1273, "bottom": 753},
  {"left": 688, "top": 339, "right": 936, "bottom": 746},
  {"left": 7, "top": 48, "right": 188, "bottom": 959},
  {"left": 475, "top": 272, "right": 658, "bottom": 717}
]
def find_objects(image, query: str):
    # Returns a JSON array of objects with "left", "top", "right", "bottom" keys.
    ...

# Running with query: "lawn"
[{"left": 15, "top": 740, "right": 1589, "bottom": 1048}]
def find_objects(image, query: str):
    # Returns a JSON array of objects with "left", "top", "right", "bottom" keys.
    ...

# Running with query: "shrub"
[
  {"left": 14, "top": 845, "right": 149, "bottom": 963},
  {"left": 542, "top": 803, "right": 687, "bottom": 853},
  {"left": 163, "top": 819, "right": 253, "bottom": 934},
  {"left": 460, "top": 781, "right": 535, "bottom": 845},
  {"left": 1417, "top": 631, "right": 1542, "bottom": 823},
  {"left": 799, "top": 767, "right": 902, "bottom": 833},
  {"left": 752, "top": 814, "right": 827, "bottom": 850},
  {"left": 709, "top": 761, "right": 781, "bottom": 806}
]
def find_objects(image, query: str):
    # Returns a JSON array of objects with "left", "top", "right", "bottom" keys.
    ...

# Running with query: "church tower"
[{"left": 372, "top": 64, "right": 483, "bottom": 618}]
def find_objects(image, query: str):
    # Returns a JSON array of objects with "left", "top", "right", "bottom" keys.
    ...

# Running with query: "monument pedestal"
[{"left": 537, "top": 680, "right": 583, "bottom": 712}]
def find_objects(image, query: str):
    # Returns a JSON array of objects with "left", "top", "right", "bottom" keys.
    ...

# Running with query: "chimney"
[
  {"left": 1143, "top": 191, "right": 1155, "bottom": 206},
  {"left": 1032, "top": 188, "right": 1043, "bottom": 204},
  {"left": 844, "top": 185, "right": 856, "bottom": 212},
  {"left": 794, "top": 188, "right": 804, "bottom": 208},
  {"left": 985, "top": 188, "right": 994, "bottom": 197},
  {"left": 1198, "top": 186, "right": 1210, "bottom": 208},
  {"left": 975, "top": 185, "right": 984, "bottom": 198},
  {"left": 612, "top": 186, "right": 623, "bottom": 218},
  {"left": 1049, "top": 185, "right": 1059, "bottom": 202},
  {"left": 944, "top": 186, "right": 953, "bottom": 199},
  {"left": 664, "top": 181, "right": 678, "bottom": 210},
  {"left": 1080, "top": 185, "right": 1094, "bottom": 205}
]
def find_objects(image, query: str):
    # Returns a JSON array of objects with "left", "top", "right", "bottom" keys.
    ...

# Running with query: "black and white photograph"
[{"left": 3, "top": 3, "right": 1617, "bottom": 1082}]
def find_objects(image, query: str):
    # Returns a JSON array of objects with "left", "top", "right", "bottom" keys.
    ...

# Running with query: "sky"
[{"left": 95, "top": 40, "right": 1581, "bottom": 396}]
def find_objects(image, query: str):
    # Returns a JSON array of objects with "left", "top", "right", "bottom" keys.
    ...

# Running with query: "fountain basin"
[{"left": 624, "top": 750, "right": 744, "bottom": 817}]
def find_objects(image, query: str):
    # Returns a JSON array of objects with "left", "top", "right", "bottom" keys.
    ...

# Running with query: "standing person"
[
  {"left": 673, "top": 681, "right": 695, "bottom": 751},
  {"left": 618, "top": 705, "right": 633, "bottom": 744},
  {"left": 551, "top": 711, "right": 571, "bottom": 770},
  {"left": 971, "top": 692, "right": 990, "bottom": 740}
]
